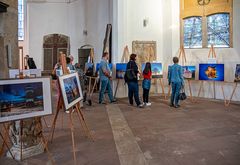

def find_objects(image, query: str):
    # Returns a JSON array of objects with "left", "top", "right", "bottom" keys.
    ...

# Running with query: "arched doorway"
[{"left": 43, "top": 34, "right": 70, "bottom": 74}]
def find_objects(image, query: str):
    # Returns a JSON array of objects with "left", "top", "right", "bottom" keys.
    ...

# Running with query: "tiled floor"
[{"left": 1, "top": 95, "right": 240, "bottom": 165}]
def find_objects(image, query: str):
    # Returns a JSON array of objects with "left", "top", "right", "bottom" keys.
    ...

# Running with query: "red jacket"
[{"left": 143, "top": 71, "right": 152, "bottom": 79}]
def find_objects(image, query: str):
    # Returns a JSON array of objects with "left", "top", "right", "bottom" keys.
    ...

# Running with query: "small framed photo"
[
  {"left": 58, "top": 72, "right": 83, "bottom": 109},
  {"left": 0, "top": 77, "right": 53, "bottom": 123}
]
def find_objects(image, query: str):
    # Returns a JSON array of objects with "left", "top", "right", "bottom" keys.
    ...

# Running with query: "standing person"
[
  {"left": 168, "top": 57, "right": 184, "bottom": 108},
  {"left": 98, "top": 52, "right": 116, "bottom": 104},
  {"left": 125, "top": 54, "right": 144, "bottom": 108},
  {"left": 142, "top": 62, "right": 152, "bottom": 106},
  {"left": 66, "top": 56, "right": 76, "bottom": 71}
]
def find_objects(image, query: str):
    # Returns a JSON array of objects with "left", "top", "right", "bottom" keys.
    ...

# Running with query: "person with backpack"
[
  {"left": 142, "top": 62, "right": 152, "bottom": 106},
  {"left": 124, "top": 54, "right": 144, "bottom": 108}
]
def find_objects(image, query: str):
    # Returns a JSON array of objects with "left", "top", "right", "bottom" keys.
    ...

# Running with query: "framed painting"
[
  {"left": 199, "top": 64, "right": 224, "bottom": 81},
  {"left": 85, "top": 62, "right": 94, "bottom": 76},
  {"left": 182, "top": 66, "right": 196, "bottom": 80},
  {"left": 234, "top": 64, "right": 240, "bottom": 82},
  {"left": 116, "top": 63, "right": 127, "bottom": 79},
  {"left": 0, "top": 77, "right": 52, "bottom": 123},
  {"left": 58, "top": 72, "right": 83, "bottom": 110},
  {"left": 142, "top": 63, "right": 163, "bottom": 78}
]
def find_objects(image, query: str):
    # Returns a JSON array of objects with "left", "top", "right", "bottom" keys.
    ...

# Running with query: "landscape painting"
[
  {"left": 142, "top": 63, "right": 163, "bottom": 78},
  {"left": 116, "top": 63, "right": 127, "bottom": 79},
  {"left": 182, "top": 66, "right": 196, "bottom": 80},
  {"left": 234, "top": 64, "right": 240, "bottom": 82},
  {"left": 59, "top": 72, "right": 83, "bottom": 109},
  {"left": 199, "top": 64, "right": 224, "bottom": 81},
  {"left": 85, "top": 63, "right": 94, "bottom": 76},
  {"left": 0, "top": 78, "right": 52, "bottom": 123}
]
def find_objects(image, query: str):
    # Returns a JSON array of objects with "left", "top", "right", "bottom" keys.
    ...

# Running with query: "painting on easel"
[
  {"left": 59, "top": 72, "right": 83, "bottom": 109},
  {"left": 234, "top": 64, "right": 240, "bottom": 82},
  {"left": 116, "top": 63, "right": 127, "bottom": 79},
  {"left": 0, "top": 78, "right": 52, "bottom": 123},
  {"left": 199, "top": 64, "right": 224, "bottom": 81},
  {"left": 96, "top": 63, "right": 113, "bottom": 74},
  {"left": 142, "top": 63, "right": 163, "bottom": 78},
  {"left": 182, "top": 66, "right": 196, "bottom": 80},
  {"left": 85, "top": 63, "right": 94, "bottom": 76}
]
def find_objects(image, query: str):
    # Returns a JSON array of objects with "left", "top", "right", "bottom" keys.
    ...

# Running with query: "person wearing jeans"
[
  {"left": 98, "top": 52, "right": 116, "bottom": 104},
  {"left": 168, "top": 57, "right": 184, "bottom": 108},
  {"left": 142, "top": 62, "right": 152, "bottom": 106}
]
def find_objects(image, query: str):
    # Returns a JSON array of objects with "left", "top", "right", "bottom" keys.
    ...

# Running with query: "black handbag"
[{"left": 179, "top": 87, "right": 187, "bottom": 100}]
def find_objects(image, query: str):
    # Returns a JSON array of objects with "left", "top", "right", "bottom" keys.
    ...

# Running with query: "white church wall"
[{"left": 27, "top": 0, "right": 85, "bottom": 69}]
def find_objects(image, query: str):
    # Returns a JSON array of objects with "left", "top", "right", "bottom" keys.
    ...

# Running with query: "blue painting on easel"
[
  {"left": 199, "top": 64, "right": 224, "bottom": 81},
  {"left": 116, "top": 63, "right": 127, "bottom": 79},
  {"left": 142, "top": 63, "right": 163, "bottom": 78},
  {"left": 96, "top": 63, "right": 113, "bottom": 74},
  {"left": 234, "top": 64, "right": 240, "bottom": 82}
]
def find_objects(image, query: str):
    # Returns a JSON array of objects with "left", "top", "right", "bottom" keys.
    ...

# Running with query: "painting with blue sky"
[
  {"left": 142, "top": 63, "right": 163, "bottom": 78},
  {"left": 183, "top": 66, "right": 196, "bottom": 80},
  {"left": 116, "top": 63, "right": 127, "bottom": 79},
  {"left": 235, "top": 64, "right": 240, "bottom": 82},
  {"left": 199, "top": 64, "right": 224, "bottom": 81}
]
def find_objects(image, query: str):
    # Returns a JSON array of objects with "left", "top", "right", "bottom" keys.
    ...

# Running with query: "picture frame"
[
  {"left": 84, "top": 62, "right": 94, "bottom": 76},
  {"left": 58, "top": 72, "right": 83, "bottom": 110},
  {"left": 199, "top": 64, "right": 224, "bottom": 81},
  {"left": 142, "top": 62, "right": 163, "bottom": 78},
  {"left": 234, "top": 64, "right": 240, "bottom": 82},
  {"left": 116, "top": 63, "right": 127, "bottom": 79},
  {"left": 0, "top": 77, "right": 52, "bottom": 123},
  {"left": 182, "top": 66, "right": 196, "bottom": 80}
]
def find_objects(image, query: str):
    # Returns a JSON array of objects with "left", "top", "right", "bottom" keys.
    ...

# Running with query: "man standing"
[
  {"left": 168, "top": 57, "right": 184, "bottom": 108},
  {"left": 99, "top": 52, "right": 116, "bottom": 104}
]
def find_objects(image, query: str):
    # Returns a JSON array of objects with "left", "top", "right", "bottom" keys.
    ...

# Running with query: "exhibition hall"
[{"left": 0, "top": 0, "right": 240, "bottom": 164}]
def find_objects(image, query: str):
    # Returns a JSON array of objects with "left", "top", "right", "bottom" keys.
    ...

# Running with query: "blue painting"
[
  {"left": 199, "top": 64, "right": 224, "bottom": 81},
  {"left": 116, "top": 63, "right": 127, "bottom": 79},
  {"left": 183, "top": 66, "right": 196, "bottom": 80},
  {"left": 234, "top": 64, "right": 240, "bottom": 82},
  {"left": 85, "top": 63, "right": 94, "bottom": 76},
  {"left": 96, "top": 63, "right": 113, "bottom": 74},
  {"left": 0, "top": 82, "right": 44, "bottom": 117},
  {"left": 63, "top": 76, "right": 80, "bottom": 104},
  {"left": 142, "top": 63, "right": 163, "bottom": 78}
]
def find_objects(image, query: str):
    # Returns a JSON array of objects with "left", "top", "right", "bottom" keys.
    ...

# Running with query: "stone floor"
[{"left": 1, "top": 95, "right": 240, "bottom": 165}]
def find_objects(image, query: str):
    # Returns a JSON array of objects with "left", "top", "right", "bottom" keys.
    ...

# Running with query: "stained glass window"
[
  {"left": 207, "top": 13, "right": 230, "bottom": 48},
  {"left": 183, "top": 16, "right": 202, "bottom": 49},
  {"left": 18, "top": 0, "right": 24, "bottom": 40}
]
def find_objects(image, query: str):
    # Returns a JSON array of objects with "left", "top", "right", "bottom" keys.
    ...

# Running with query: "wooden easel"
[
  {"left": 221, "top": 82, "right": 239, "bottom": 106},
  {"left": 49, "top": 53, "right": 94, "bottom": 165},
  {"left": 114, "top": 46, "right": 130, "bottom": 98}
]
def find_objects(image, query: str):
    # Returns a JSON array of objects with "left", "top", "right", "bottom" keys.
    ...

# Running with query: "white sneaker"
[
  {"left": 138, "top": 104, "right": 144, "bottom": 108},
  {"left": 146, "top": 102, "right": 151, "bottom": 106},
  {"left": 65, "top": 110, "right": 70, "bottom": 114}
]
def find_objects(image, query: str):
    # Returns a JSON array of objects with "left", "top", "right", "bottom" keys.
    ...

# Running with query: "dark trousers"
[
  {"left": 99, "top": 79, "right": 113, "bottom": 103},
  {"left": 127, "top": 82, "right": 141, "bottom": 106},
  {"left": 171, "top": 82, "right": 182, "bottom": 106},
  {"left": 143, "top": 88, "right": 150, "bottom": 103}
]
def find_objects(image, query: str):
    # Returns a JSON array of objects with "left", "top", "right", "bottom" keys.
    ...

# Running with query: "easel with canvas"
[
  {"left": 167, "top": 46, "right": 194, "bottom": 102},
  {"left": 49, "top": 53, "right": 94, "bottom": 165},
  {"left": 197, "top": 45, "right": 217, "bottom": 99},
  {"left": 114, "top": 46, "right": 130, "bottom": 98},
  {"left": 0, "top": 75, "right": 54, "bottom": 164},
  {"left": 225, "top": 82, "right": 239, "bottom": 106}
]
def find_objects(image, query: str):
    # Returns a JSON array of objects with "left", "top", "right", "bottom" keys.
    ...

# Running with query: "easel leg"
[
  {"left": 0, "top": 132, "right": 15, "bottom": 160},
  {"left": 69, "top": 109, "right": 77, "bottom": 165},
  {"left": 187, "top": 80, "right": 194, "bottom": 102},
  {"left": 160, "top": 79, "right": 166, "bottom": 99},
  {"left": 90, "top": 78, "right": 98, "bottom": 98},
  {"left": 20, "top": 120, "right": 23, "bottom": 161},
  {"left": 75, "top": 104, "right": 94, "bottom": 141},
  {"left": 114, "top": 79, "right": 120, "bottom": 99},
  {"left": 197, "top": 81, "right": 203, "bottom": 98},
  {"left": 0, "top": 123, "right": 9, "bottom": 156},
  {"left": 227, "top": 83, "right": 238, "bottom": 106},
  {"left": 49, "top": 101, "right": 61, "bottom": 142},
  {"left": 213, "top": 81, "right": 216, "bottom": 99},
  {"left": 221, "top": 84, "right": 227, "bottom": 106},
  {"left": 42, "top": 117, "right": 50, "bottom": 128}
]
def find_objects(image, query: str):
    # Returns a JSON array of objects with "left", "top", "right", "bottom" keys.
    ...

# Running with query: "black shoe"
[
  {"left": 111, "top": 99, "right": 117, "bottom": 103},
  {"left": 99, "top": 101, "right": 106, "bottom": 104},
  {"left": 170, "top": 104, "right": 174, "bottom": 107}
]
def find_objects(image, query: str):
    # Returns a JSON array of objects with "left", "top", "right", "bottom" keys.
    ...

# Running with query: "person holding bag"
[
  {"left": 168, "top": 57, "right": 184, "bottom": 108},
  {"left": 124, "top": 54, "right": 144, "bottom": 108},
  {"left": 142, "top": 62, "right": 152, "bottom": 106}
]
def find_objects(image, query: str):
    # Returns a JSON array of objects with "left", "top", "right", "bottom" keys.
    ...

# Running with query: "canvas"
[
  {"left": 85, "top": 63, "right": 94, "bottom": 76},
  {"left": 182, "top": 66, "right": 196, "bottom": 80},
  {"left": 199, "top": 64, "right": 224, "bottom": 81},
  {"left": 58, "top": 72, "right": 83, "bottom": 109},
  {"left": 142, "top": 63, "right": 163, "bottom": 78},
  {"left": 0, "top": 77, "right": 52, "bottom": 123},
  {"left": 116, "top": 63, "right": 127, "bottom": 79},
  {"left": 234, "top": 64, "right": 240, "bottom": 82}
]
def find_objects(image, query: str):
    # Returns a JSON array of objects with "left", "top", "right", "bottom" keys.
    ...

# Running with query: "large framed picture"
[
  {"left": 0, "top": 77, "right": 52, "bottom": 123},
  {"left": 85, "top": 62, "right": 94, "bottom": 76},
  {"left": 234, "top": 64, "right": 240, "bottom": 82},
  {"left": 58, "top": 72, "right": 83, "bottom": 109},
  {"left": 199, "top": 64, "right": 224, "bottom": 81},
  {"left": 182, "top": 66, "right": 196, "bottom": 80},
  {"left": 116, "top": 63, "right": 127, "bottom": 79},
  {"left": 142, "top": 63, "right": 163, "bottom": 78}
]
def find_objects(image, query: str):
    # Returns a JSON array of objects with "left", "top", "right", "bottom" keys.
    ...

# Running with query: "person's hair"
[
  {"left": 102, "top": 52, "right": 109, "bottom": 58},
  {"left": 69, "top": 55, "right": 74, "bottom": 61},
  {"left": 66, "top": 57, "right": 71, "bottom": 64},
  {"left": 173, "top": 57, "right": 179, "bottom": 64},
  {"left": 143, "top": 62, "right": 151, "bottom": 75},
  {"left": 130, "top": 54, "right": 137, "bottom": 61}
]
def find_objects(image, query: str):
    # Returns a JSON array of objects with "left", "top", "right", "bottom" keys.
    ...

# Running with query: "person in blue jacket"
[{"left": 168, "top": 57, "right": 184, "bottom": 108}]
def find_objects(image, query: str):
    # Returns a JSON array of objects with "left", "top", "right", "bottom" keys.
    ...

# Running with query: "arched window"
[
  {"left": 18, "top": 0, "right": 24, "bottom": 40},
  {"left": 207, "top": 13, "right": 230, "bottom": 48},
  {"left": 183, "top": 16, "right": 202, "bottom": 48}
]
